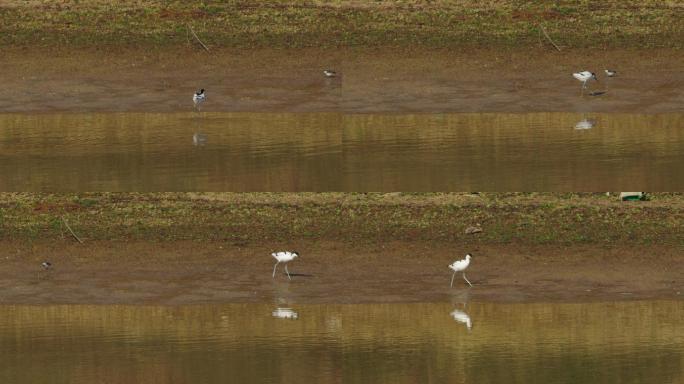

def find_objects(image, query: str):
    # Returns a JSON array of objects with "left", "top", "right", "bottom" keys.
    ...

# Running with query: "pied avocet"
[
  {"left": 449, "top": 253, "right": 473, "bottom": 287},
  {"left": 193, "top": 88, "right": 206, "bottom": 110},
  {"left": 271, "top": 251, "right": 299, "bottom": 280},
  {"left": 572, "top": 71, "right": 598, "bottom": 93}
]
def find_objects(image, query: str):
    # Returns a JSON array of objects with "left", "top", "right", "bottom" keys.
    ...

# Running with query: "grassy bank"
[
  {"left": 1, "top": 1, "right": 682, "bottom": 49},
  {"left": 0, "top": 193, "right": 681, "bottom": 246}
]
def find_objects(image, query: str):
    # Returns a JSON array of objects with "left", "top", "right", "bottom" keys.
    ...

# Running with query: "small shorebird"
[
  {"left": 323, "top": 70, "right": 337, "bottom": 78},
  {"left": 41, "top": 261, "right": 52, "bottom": 270},
  {"left": 604, "top": 69, "right": 617, "bottom": 77},
  {"left": 192, "top": 88, "right": 206, "bottom": 111},
  {"left": 449, "top": 253, "right": 473, "bottom": 287},
  {"left": 271, "top": 251, "right": 299, "bottom": 280},
  {"left": 572, "top": 71, "right": 598, "bottom": 93}
]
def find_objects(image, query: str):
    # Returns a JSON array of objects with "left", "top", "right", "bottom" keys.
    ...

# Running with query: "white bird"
[
  {"left": 271, "top": 251, "right": 299, "bottom": 280},
  {"left": 449, "top": 253, "right": 473, "bottom": 287},
  {"left": 272, "top": 307, "right": 299, "bottom": 319},
  {"left": 572, "top": 71, "right": 598, "bottom": 93},
  {"left": 192, "top": 88, "right": 206, "bottom": 111},
  {"left": 604, "top": 69, "right": 617, "bottom": 77},
  {"left": 450, "top": 308, "right": 472, "bottom": 330},
  {"left": 41, "top": 261, "right": 52, "bottom": 270},
  {"left": 323, "top": 70, "right": 337, "bottom": 78}
]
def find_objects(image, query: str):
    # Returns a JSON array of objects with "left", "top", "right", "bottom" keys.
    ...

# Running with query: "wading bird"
[
  {"left": 41, "top": 261, "right": 52, "bottom": 270},
  {"left": 323, "top": 70, "right": 337, "bottom": 78},
  {"left": 192, "top": 88, "right": 206, "bottom": 111},
  {"left": 572, "top": 71, "right": 598, "bottom": 93},
  {"left": 271, "top": 251, "right": 299, "bottom": 280},
  {"left": 449, "top": 253, "right": 473, "bottom": 287},
  {"left": 604, "top": 69, "right": 617, "bottom": 77}
]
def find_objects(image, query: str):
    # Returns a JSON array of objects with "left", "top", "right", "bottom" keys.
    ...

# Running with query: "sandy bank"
[
  {"left": 1, "top": 48, "right": 682, "bottom": 113},
  {"left": 1, "top": 240, "right": 682, "bottom": 305}
]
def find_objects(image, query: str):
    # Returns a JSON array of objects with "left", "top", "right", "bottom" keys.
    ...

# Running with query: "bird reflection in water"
[
  {"left": 450, "top": 290, "right": 472, "bottom": 331},
  {"left": 574, "top": 118, "right": 595, "bottom": 130},
  {"left": 450, "top": 308, "right": 472, "bottom": 331},
  {"left": 272, "top": 308, "right": 299, "bottom": 320},
  {"left": 193, "top": 133, "right": 208, "bottom": 146}
]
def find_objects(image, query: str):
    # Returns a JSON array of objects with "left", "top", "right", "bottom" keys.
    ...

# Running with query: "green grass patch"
[
  {"left": 0, "top": 193, "right": 681, "bottom": 246},
  {"left": 0, "top": 1, "right": 681, "bottom": 49}
]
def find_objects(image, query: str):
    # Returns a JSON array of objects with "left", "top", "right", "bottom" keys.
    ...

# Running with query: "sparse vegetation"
[
  {"left": 1, "top": 193, "right": 682, "bottom": 246},
  {"left": 0, "top": 1, "right": 681, "bottom": 49}
]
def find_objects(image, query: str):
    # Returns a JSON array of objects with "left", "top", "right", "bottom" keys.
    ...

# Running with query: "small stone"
[{"left": 465, "top": 226, "right": 483, "bottom": 235}]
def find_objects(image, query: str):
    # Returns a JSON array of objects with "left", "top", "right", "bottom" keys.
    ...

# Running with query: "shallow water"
[
  {"left": 1, "top": 301, "right": 683, "bottom": 383},
  {"left": 1, "top": 112, "right": 682, "bottom": 190}
]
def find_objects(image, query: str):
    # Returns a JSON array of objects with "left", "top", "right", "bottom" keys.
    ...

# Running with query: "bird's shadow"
[
  {"left": 588, "top": 91, "right": 606, "bottom": 96},
  {"left": 281, "top": 272, "right": 315, "bottom": 278}
]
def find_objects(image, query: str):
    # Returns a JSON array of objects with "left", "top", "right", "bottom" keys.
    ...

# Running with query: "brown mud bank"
[
  {"left": 1, "top": 240, "right": 682, "bottom": 305},
  {"left": 1, "top": 48, "right": 682, "bottom": 113}
]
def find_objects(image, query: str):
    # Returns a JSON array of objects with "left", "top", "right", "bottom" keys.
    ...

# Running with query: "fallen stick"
[
  {"left": 188, "top": 24, "right": 210, "bottom": 51},
  {"left": 61, "top": 217, "right": 83, "bottom": 244},
  {"left": 539, "top": 24, "right": 561, "bottom": 51}
]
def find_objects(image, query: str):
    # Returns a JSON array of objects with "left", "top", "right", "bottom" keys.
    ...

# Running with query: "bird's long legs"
[
  {"left": 272, "top": 262, "right": 279, "bottom": 278},
  {"left": 285, "top": 265, "right": 291, "bottom": 280},
  {"left": 450, "top": 271, "right": 456, "bottom": 287},
  {"left": 463, "top": 273, "right": 473, "bottom": 287}
]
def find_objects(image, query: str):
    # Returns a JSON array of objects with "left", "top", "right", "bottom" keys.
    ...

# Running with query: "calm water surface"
[
  {"left": 1, "top": 301, "right": 683, "bottom": 383},
  {"left": 0, "top": 112, "right": 682, "bottom": 190}
]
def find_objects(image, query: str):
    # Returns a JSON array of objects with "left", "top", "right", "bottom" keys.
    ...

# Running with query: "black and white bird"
[
  {"left": 572, "top": 71, "right": 598, "bottom": 93},
  {"left": 271, "top": 251, "right": 299, "bottom": 280},
  {"left": 192, "top": 88, "right": 206, "bottom": 110},
  {"left": 41, "top": 261, "right": 52, "bottom": 270},
  {"left": 323, "top": 70, "right": 337, "bottom": 78},
  {"left": 604, "top": 69, "right": 617, "bottom": 77},
  {"left": 449, "top": 253, "right": 473, "bottom": 287}
]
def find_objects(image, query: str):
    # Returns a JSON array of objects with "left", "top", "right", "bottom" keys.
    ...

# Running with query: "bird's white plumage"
[
  {"left": 604, "top": 69, "right": 617, "bottom": 77},
  {"left": 450, "top": 309, "right": 472, "bottom": 330},
  {"left": 272, "top": 251, "right": 299, "bottom": 280},
  {"left": 572, "top": 71, "right": 598, "bottom": 92},
  {"left": 323, "top": 70, "right": 337, "bottom": 78},
  {"left": 272, "top": 251, "right": 298, "bottom": 263},
  {"left": 449, "top": 254, "right": 471, "bottom": 273},
  {"left": 193, "top": 89, "right": 206, "bottom": 110},
  {"left": 449, "top": 253, "right": 473, "bottom": 287}
]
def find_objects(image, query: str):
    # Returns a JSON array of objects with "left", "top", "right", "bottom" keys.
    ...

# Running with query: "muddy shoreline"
[
  {"left": 1, "top": 240, "right": 682, "bottom": 305},
  {"left": 1, "top": 48, "right": 682, "bottom": 114}
]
